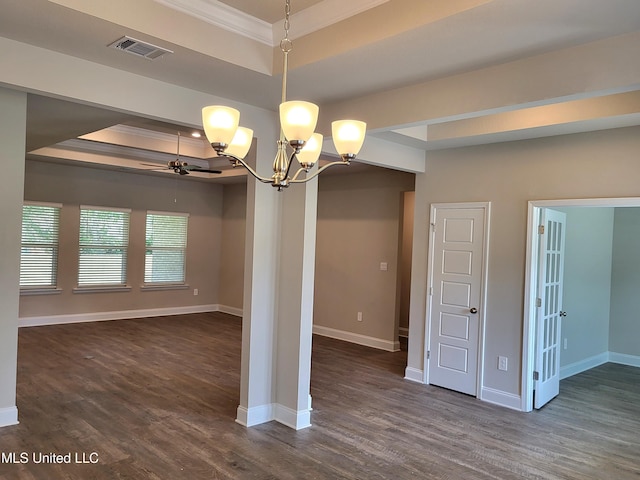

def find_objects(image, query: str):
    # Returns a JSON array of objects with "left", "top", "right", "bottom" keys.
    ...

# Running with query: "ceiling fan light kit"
[{"left": 201, "top": 0, "right": 366, "bottom": 191}]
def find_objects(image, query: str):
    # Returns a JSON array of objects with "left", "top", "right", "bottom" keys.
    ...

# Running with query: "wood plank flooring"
[{"left": 0, "top": 312, "right": 638, "bottom": 479}]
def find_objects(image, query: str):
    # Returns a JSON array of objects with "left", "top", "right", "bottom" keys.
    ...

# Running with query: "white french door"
[{"left": 534, "top": 208, "right": 566, "bottom": 409}]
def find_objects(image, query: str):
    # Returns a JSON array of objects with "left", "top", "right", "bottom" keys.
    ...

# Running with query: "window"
[
  {"left": 145, "top": 211, "right": 188, "bottom": 284},
  {"left": 20, "top": 202, "right": 61, "bottom": 288},
  {"left": 78, "top": 206, "right": 130, "bottom": 287}
]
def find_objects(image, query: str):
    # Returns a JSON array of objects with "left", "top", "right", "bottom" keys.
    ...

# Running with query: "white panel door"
[
  {"left": 428, "top": 206, "right": 486, "bottom": 396},
  {"left": 534, "top": 208, "right": 566, "bottom": 409}
]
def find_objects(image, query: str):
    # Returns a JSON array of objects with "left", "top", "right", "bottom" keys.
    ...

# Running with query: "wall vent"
[{"left": 108, "top": 36, "right": 173, "bottom": 60}]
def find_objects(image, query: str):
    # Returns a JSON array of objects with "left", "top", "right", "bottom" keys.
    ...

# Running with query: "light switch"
[{"left": 380, "top": 262, "right": 388, "bottom": 271}]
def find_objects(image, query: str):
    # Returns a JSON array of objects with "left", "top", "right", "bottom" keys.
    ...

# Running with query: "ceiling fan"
[{"left": 142, "top": 132, "right": 222, "bottom": 175}]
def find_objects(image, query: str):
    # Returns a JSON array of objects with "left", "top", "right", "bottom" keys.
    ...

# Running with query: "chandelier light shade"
[
  {"left": 225, "top": 126, "right": 254, "bottom": 159},
  {"left": 332, "top": 120, "right": 367, "bottom": 157},
  {"left": 296, "top": 133, "right": 323, "bottom": 170},
  {"left": 279, "top": 101, "right": 319, "bottom": 148},
  {"left": 202, "top": 106, "right": 240, "bottom": 147},
  {"left": 201, "top": 0, "right": 366, "bottom": 190}
]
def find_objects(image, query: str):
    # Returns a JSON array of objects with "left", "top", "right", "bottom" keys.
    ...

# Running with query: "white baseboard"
[
  {"left": 404, "top": 367, "right": 424, "bottom": 383},
  {"left": 609, "top": 352, "right": 640, "bottom": 368},
  {"left": 560, "top": 352, "right": 609, "bottom": 380},
  {"left": 312, "top": 325, "right": 400, "bottom": 352},
  {"left": 19, "top": 304, "right": 223, "bottom": 328},
  {"left": 0, "top": 407, "right": 19, "bottom": 428},
  {"left": 480, "top": 387, "right": 522, "bottom": 411},
  {"left": 217, "top": 305, "right": 243, "bottom": 317},
  {"left": 274, "top": 404, "right": 311, "bottom": 430},
  {"left": 236, "top": 403, "right": 311, "bottom": 430},
  {"left": 398, "top": 327, "right": 409, "bottom": 338},
  {"left": 235, "top": 404, "right": 274, "bottom": 427}
]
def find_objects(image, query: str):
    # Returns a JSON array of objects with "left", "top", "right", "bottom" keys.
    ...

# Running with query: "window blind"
[
  {"left": 20, "top": 203, "right": 61, "bottom": 288},
  {"left": 145, "top": 212, "right": 188, "bottom": 284},
  {"left": 78, "top": 206, "right": 130, "bottom": 286}
]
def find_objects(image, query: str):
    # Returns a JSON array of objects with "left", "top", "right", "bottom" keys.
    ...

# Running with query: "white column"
[
  {"left": 236, "top": 141, "right": 280, "bottom": 427},
  {"left": 0, "top": 87, "right": 26, "bottom": 428},
  {"left": 236, "top": 144, "right": 318, "bottom": 430},
  {"left": 274, "top": 175, "right": 318, "bottom": 429}
]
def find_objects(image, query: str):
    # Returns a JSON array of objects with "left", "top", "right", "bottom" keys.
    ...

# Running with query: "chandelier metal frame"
[{"left": 201, "top": 0, "right": 367, "bottom": 191}]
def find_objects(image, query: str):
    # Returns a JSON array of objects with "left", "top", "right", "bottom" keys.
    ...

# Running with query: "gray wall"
[
  {"left": 217, "top": 167, "right": 415, "bottom": 344},
  {"left": 0, "top": 88, "right": 26, "bottom": 419},
  {"left": 557, "top": 207, "right": 613, "bottom": 367},
  {"left": 219, "top": 182, "right": 247, "bottom": 311},
  {"left": 610, "top": 208, "right": 640, "bottom": 356},
  {"left": 314, "top": 169, "right": 415, "bottom": 343},
  {"left": 399, "top": 191, "right": 415, "bottom": 334},
  {"left": 408, "top": 126, "right": 640, "bottom": 397},
  {"left": 20, "top": 160, "right": 224, "bottom": 318}
]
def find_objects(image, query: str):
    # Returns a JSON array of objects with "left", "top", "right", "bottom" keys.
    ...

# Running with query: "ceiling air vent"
[{"left": 108, "top": 36, "right": 173, "bottom": 60}]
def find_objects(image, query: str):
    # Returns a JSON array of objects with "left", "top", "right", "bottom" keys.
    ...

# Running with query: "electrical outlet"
[
  {"left": 193, "top": 288, "right": 199, "bottom": 296},
  {"left": 563, "top": 338, "right": 567, "bottom": 350},
  {"left": 380, "top": 262, "right": 388, "bottom": 271},
  {"left": 498, "top": 356, "right": 508, "bottom": 371},
  {"left": 357, "top": 312, "right": 363, "bottom": 322}
]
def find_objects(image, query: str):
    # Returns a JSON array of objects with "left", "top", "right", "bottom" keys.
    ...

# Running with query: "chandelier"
[{"left": 201, "top": 0, "right": 366, "bottom": 191}]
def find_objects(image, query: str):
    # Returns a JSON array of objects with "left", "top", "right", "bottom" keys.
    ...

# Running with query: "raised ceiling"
[
  {"left": 2, "top": 0, "right": 640, "bottom": 182},
  {"left": 218, "top": 0, "right": 325, "bottom": 23}
]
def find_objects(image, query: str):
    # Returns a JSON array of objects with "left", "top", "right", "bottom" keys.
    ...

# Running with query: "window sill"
[
  {"left": 140, "top": 284, "right": 189, "bottom": 292},
  {"left": 73, "top": 285, "right": 132, "bottom": 294},
  {"left": 20, "top": 287, "right": 63, "bottom": 296}
]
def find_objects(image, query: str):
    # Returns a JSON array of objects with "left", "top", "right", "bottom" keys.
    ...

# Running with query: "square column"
[
  {"left": 236, "top": 147, "right": 318, "bottom": 430},
  {"left": 0, "top": 88, "right": 27, "bottom": 428}
]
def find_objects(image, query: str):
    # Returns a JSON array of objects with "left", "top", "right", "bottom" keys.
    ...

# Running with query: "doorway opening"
[{"left": 522, "top": 197, "right": 640, "bottom": 411}]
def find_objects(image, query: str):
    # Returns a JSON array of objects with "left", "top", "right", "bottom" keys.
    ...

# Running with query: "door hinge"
[
  {"left": 427, "top": 350, "right": 431, "bottom": 360},
  {"left": 431, "top": 222, "right": 436, "bottom": 233},
  {"left": 538, "top": 225, "right": 545, "bottom": 235},
  {"left": 536, "top": 297, "right": 542, "bottom": 308},
  {"left": 429, "top": 286, "right": 433, "bottom": 296},
  {"left": 533, "top": 371, "right": 539, "bottom": 381}
]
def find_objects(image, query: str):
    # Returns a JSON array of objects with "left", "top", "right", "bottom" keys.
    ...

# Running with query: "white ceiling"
[{"left": 2, "top": 0, "right": 640, "bottom": 181}]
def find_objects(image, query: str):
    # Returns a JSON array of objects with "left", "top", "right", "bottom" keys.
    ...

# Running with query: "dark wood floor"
[{"left": 0, "top": 313, "right": 638, "bottom": 479}]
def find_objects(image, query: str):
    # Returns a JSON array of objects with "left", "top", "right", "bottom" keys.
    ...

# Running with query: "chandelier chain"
[
  {"left": 281, "top": 0, "right": 292, "bottom": 53},
  {"left": 284, "top": 0, "right": 291, "bottom": 35}
]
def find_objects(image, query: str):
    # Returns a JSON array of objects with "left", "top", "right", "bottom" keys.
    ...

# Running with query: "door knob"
[{"left": 470, "top": 307, "right": 478, "bottom": 314}]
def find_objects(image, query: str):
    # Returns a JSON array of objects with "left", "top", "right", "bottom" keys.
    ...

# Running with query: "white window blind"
[
  {"left": 78, "top": 206, "right": 130, "bottom": 286},
  {"left": 20, "top": 202, "right": 61, "bottom": 288},
  {"left": 145, "top": 211, "right": 188, "bottom": 284}
]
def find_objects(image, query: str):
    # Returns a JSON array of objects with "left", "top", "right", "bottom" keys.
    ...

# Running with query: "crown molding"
[
  {"left": 154, "top": 0, "right": 389, "bottom": 46},
  {"left": 154, "top": 0, "right": 273, "bottom": 45}
]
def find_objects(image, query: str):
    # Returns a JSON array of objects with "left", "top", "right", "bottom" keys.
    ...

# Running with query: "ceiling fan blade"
[{"left": 182, "top": 165, "right": 222, "bottom": 174}]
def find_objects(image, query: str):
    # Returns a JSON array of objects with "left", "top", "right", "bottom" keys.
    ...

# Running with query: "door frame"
[
  {"left": 424, "top": 201, "right": 491, "bottom": 398},
  {"left": 522, "top": 197, "right": 640, "bottom": 412}
]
